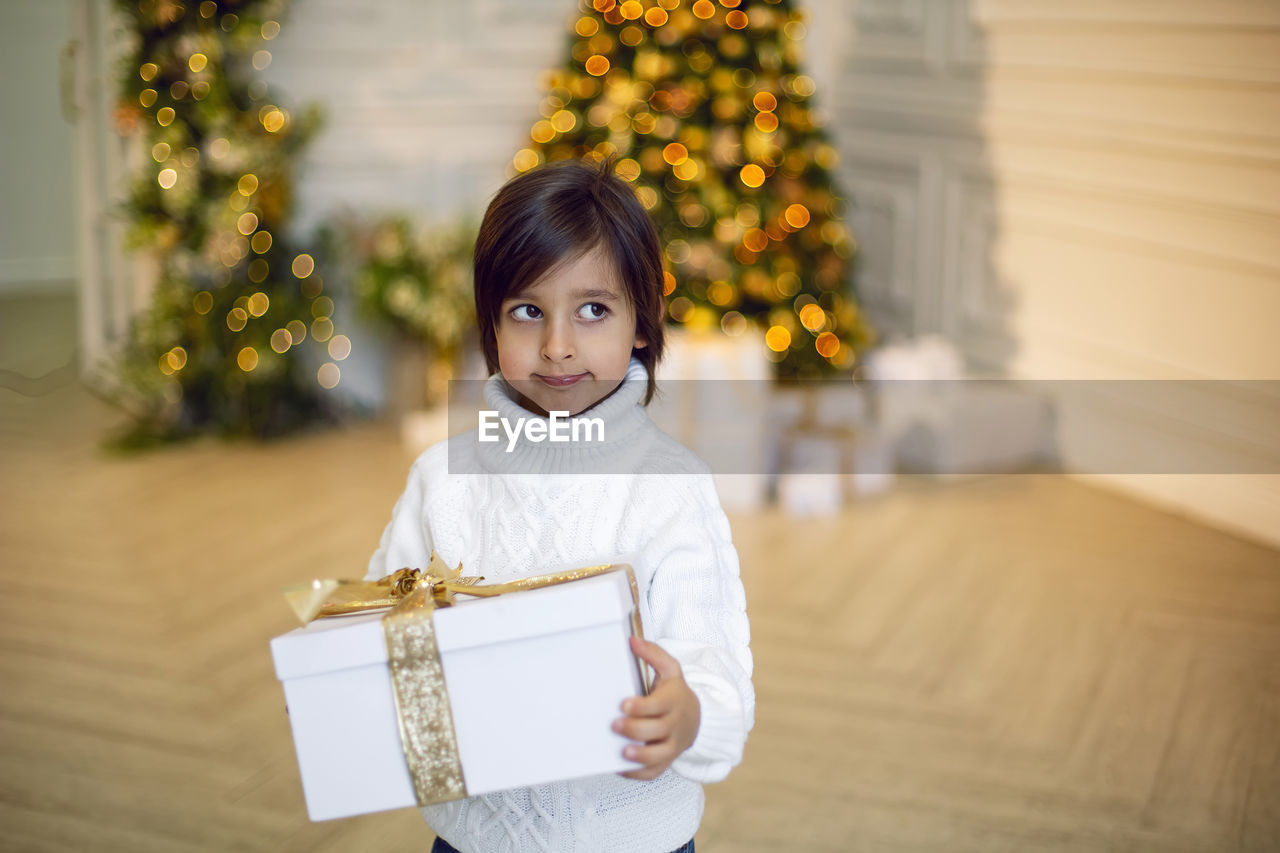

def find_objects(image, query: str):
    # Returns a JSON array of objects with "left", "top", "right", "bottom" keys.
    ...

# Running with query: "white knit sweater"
[{"left": 366, "top": 358, "right": 754, "bottom": 853}]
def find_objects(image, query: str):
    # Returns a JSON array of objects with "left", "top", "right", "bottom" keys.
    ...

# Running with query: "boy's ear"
[{"left": 633, "top": 333, "right": 648, "bottom": 350}]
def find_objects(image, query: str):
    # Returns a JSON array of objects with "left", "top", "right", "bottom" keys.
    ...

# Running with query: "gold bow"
[{"left": 283, "top": 552, "right": 483, "bottom": 624}]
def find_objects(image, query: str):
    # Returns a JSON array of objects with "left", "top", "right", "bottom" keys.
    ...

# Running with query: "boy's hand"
[{"left": 614, "top": 636, "right": 701, "bottom": 781}]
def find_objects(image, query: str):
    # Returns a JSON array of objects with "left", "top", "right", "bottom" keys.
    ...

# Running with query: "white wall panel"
[
  {"left": 839, "top": 146, "right": 926, "bottom": 335},
  {"left": 1, "top": 0, "right": 77, "bottom": 293},
  {"left": 264, "top": 0, "right": 572, "bottom": 231},
  {"left": 823, "top": 0, "right": 1280, "bottom": 545}
]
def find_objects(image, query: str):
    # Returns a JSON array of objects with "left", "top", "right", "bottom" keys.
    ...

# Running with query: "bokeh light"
[
  {"left": 248, "top": 258, "right": 269, "bottom": 283},
  {"left": 668, "top": 296, "right": 693, "bottom": 321},
  {"left": 237, "top": 346, "right": 259, "bottom": 372},
  {"left": 317, "top": 362, "right": 341, "bottom": 389},
  {"left": 531, "top": 120, "right": 555, "bottom": 143},
  {"left": 271, "top": 328, "right": 293, "bottom": 353},
  {"left": 247, "top": 292, "right": 270, "bottom": 317},
  {"left": 784, "top": 203, "right": 811, "bottom": 229},
  {"left": 739, "top": 164, "right": 765, "bottom": 187},
  {"left": 513, "top": 148, "right": 540, "bottom": 172},
  {"left": 311, "top": 317, "right": 334, "bottom": 343},
  {"left": 292, "top": 254, "right": 315, "bottom": 279},
  {"left": 754, "top": 112, "right": 779, "bottom": 132},
  {"left": 327, "top": 335, "right": 352, "bottom": 361},
  {"left": 720, "top": 310, "right": 747, "bottom": 336},
  {"left": 311, "top": 297, "right": 334, "bottom": 320},
  {"left": 799, "top": 303, "right": 826, "bottom": 331}
]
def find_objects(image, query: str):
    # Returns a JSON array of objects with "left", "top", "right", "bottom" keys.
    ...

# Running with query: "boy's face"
[{"left": 496, "top": 245, "right": 647, "bottom": 417}]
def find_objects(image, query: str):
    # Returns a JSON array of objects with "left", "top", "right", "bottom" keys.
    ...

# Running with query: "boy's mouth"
[{"left": 535, "top": 372, "right": 588, "bottom": 388}]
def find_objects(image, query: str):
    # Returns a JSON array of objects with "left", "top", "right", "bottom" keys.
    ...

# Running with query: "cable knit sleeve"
[
  {"left": 365, "top": 450, "right": 439, "bottom": 582},
  {"left": 638, "top": 471, "right": 755, "bottom": 785}
]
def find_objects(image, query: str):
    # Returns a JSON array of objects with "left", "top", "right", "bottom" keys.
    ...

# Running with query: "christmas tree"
[
  {"left": 109, "top": 0, "right": 345, "bottom": 444},
  {"left": 514, "top": 0, "right": 873, "bottom": 378}
]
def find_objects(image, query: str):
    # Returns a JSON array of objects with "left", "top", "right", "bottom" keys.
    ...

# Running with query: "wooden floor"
[{"left": 2, "top": 353, "right": 1279, "bottom": 850}]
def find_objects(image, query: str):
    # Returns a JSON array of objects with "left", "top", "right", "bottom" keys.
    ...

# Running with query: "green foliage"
[
  {"left": 339, "top": 214, "right": 475, "bottom": 356},
  {"left": 108, "top": 0, "right": 344, "bottom": 445},
  {"left": 519, "top": 0, "right": 874, "bottom": 379}
]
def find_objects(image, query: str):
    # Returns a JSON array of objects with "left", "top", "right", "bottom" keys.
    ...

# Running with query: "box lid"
[
  {"left": 270, "top": 610, "right": 390, "bottom": 681},
  {"left": 270, "top": 566, "right": 637, "bottom": 679},
  {"left": 433, "top": 569, "right": 635, "bottom": 653}
]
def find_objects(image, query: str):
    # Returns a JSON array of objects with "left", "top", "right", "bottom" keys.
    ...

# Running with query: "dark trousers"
[{"left": 431, "top": 836, "right": 694, "bottom": 853}]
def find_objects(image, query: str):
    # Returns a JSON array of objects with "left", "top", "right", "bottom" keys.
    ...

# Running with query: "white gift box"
[{"left": 270, "top": 567, "right": 647, "bottom": 821}]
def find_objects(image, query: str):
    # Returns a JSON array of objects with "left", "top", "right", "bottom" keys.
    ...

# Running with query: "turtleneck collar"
[{"left": 464, "top": 357, "right": 655, "bottom": 475}]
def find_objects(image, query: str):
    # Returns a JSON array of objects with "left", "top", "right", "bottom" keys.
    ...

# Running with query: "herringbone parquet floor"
[{"left": 2, "top": 353, "right": 1278, "bottom": 850}]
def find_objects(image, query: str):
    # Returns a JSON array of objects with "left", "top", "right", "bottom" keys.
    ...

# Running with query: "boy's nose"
[{"left": 541, "top": 319, "right": 575, "bottom": 362}]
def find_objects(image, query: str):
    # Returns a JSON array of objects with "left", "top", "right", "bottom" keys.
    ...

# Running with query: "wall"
[
  {"left": 817, "top": 0, "right": 1280, "bottom": 547},
  {"left": 1, "top": 0, "right": 77, "bottom": 294},
  {"left": 265, "top": 0, "right": 571, "bottom": 232}
]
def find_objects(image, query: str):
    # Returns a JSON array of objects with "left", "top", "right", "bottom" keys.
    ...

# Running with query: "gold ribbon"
[
  {"left": 381, "top": 585, "right": 466, "bottom": 804},
  {"left": 282, "top": 553, "right": 484, "bottom": 625},
  {"left": 282, "top": 556, "right": 643, "bottom": 805}
]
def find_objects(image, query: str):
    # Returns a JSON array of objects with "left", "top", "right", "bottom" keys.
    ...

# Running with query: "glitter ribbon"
[{"left": 381, "top": 584, "right": 466, "bottom": 804}]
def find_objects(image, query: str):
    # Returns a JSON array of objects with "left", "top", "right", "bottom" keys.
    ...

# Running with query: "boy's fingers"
[
  {"left": 621, "top": 688, "right": 673, "bottom": 718},
  {"left": 613, "top": 715, "right": 669, "bottom": 743},
  {"left": 629, "top": 636, "right": 683, "bottom": 681},
  {"left": 622, "top": 739, "right": 675, "bottom": 769}
]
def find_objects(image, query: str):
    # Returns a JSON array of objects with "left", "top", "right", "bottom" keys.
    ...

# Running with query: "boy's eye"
[
  {"left": 510, "top": 304, "right": 542, "bottom": 321},
  {"left": 578, "top": 302, "right": 608, "bottom": 320}
]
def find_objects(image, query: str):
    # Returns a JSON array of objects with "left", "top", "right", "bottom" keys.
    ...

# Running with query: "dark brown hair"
[{"left": 473, "top": 158, "right": 666, "bottom": 404}]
